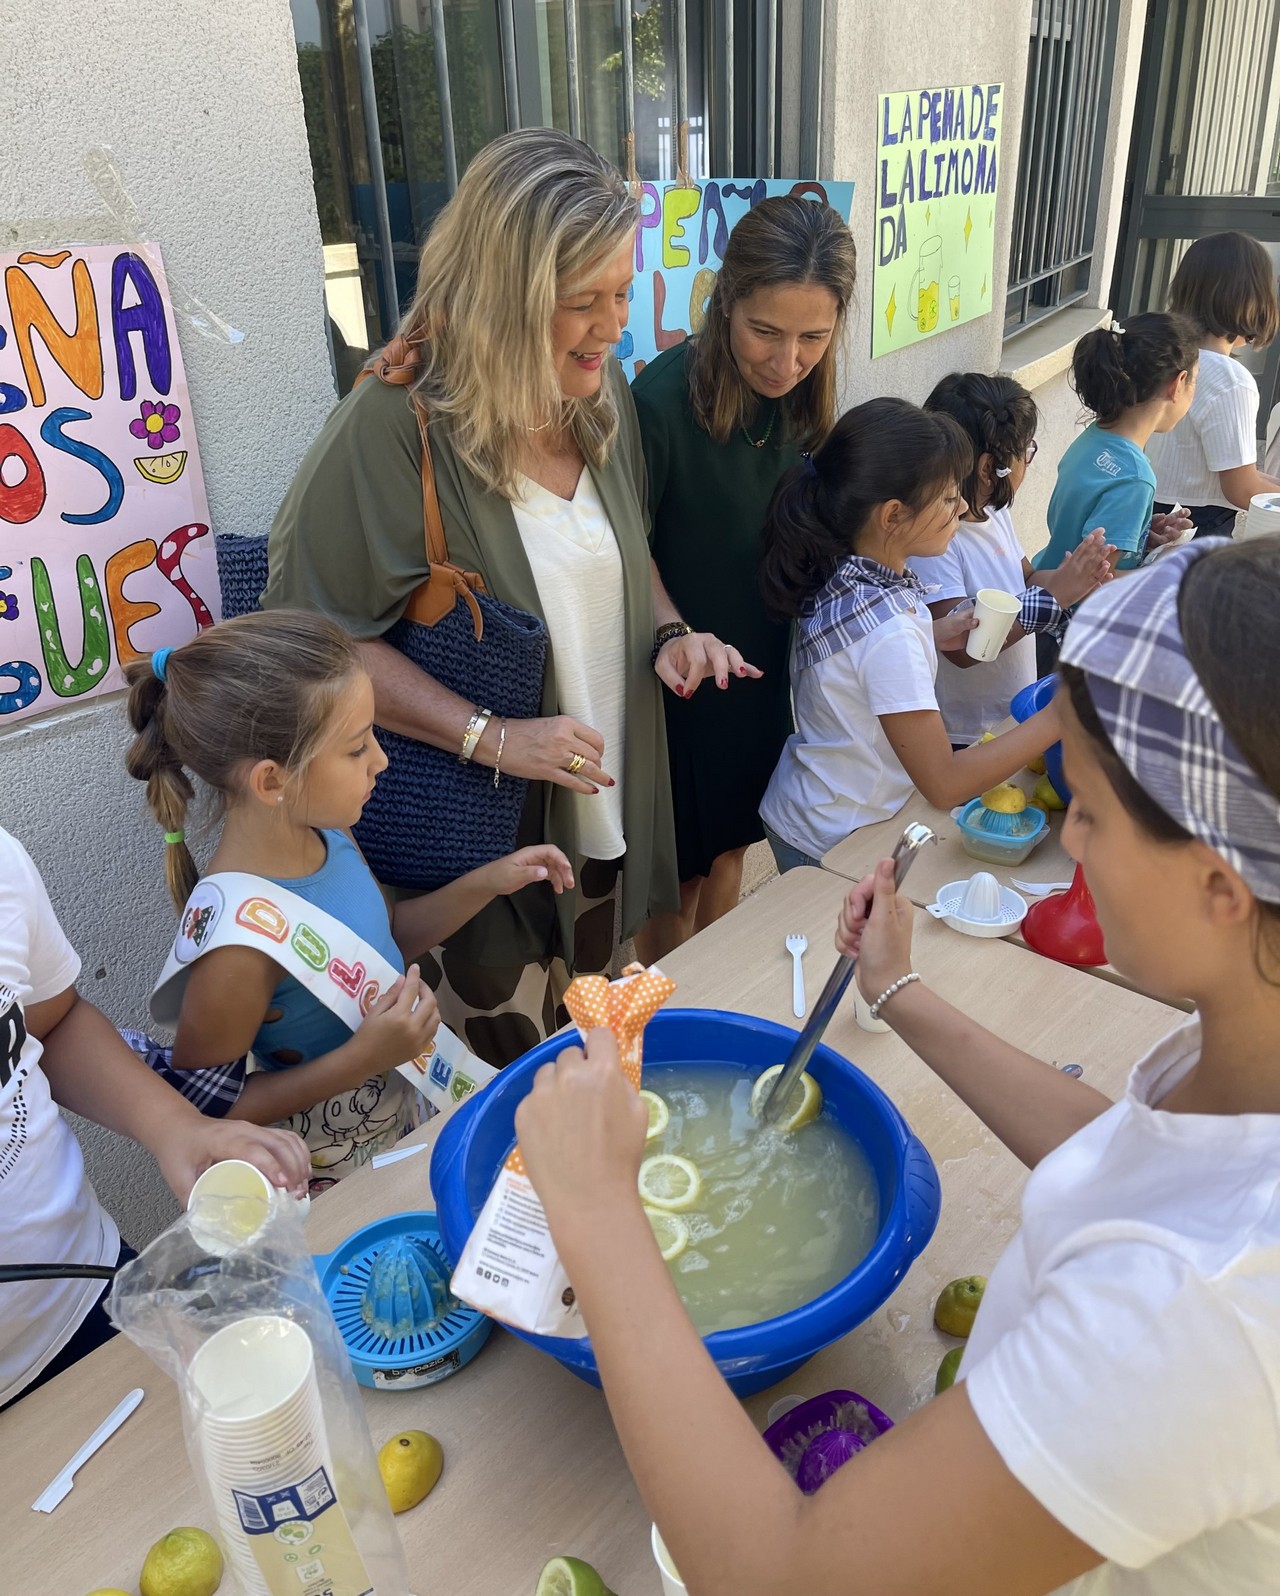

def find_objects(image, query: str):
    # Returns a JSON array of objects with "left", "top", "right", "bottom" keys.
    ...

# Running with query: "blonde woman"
[{"left": 267, "top": 129, "right": 733, "bottom": 1066}]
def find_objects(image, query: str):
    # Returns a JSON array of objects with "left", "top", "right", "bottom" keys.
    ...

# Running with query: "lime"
[
  {"left": 935, "top": 1345, "right": 964, "bottom": 1393},
  {"left": 638, "top": 1089, "right": 669, "bottom": 1142},
  {"left": 378, "top": 1429, "right": 444, "bottom": 1513},
  {"left": 749, "top": 1065, "right": 823, "bottom": 1132},
  {"left": 644, "top": 1206, "right": 689, "bottom": 1261},
  {"left": 934, "top": 1275, "right": 987, "bottom": 1339},
  {"left": 637, "top": 1153, "right": 702, "bottom": 1212},
  {"left": 534, "top": 1555, "right": 614, "bottom": 1596},
  {"left": 139, "top": 1527, "right": 223, "bottom": 1596}
]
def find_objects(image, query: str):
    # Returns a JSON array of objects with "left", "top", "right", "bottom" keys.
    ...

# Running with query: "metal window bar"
[
  {"left": 1006, "top": 0, "right": 1119, "bottom": 334},
  {"left": 497, "top": 0, "right": 520, "bottom": 129},
  {"left": 429, "top": 0, "right": 458, "bottom": 193},
  {"left": 564, "top": 0, "right": 582, "bottom": 141},
  {"left": 352, "top": 0, "right": 401, "bottom": 330}
]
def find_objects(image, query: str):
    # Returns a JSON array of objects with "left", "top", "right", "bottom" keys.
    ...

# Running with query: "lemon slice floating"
[
  {"left": 638, "top": 1088, "right": 669, "bottom": 1141},
  {"left": 644, "top": 1206, "right": 689, "bottom": 1261},
  {"left": 749, "top": 1065, "right": 823, "bottom": 1131},
  {"left": 637, "top": 1153, "right": 701, "bottom": 1212}
]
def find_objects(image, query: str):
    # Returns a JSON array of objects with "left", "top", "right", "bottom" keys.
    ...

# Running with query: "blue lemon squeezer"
[{"left": 314, "top": 1211, "right": 490, "bottom": 1390}]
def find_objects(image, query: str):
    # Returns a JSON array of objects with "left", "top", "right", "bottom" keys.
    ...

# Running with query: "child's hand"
[
  {"left": 932, "top": 604, "right": 978, "bottom": 653},
  {"left": 836, "top": 859, "right": 916, "bottom": 1001},
  {"left": 486, "top": 845, "right": 575, "bottom": 897},
  {"left": 516, "top": 1028, "right": 648, "bottom": 1223},
  {"left": 356, "top": 964, "right": 440, "bottom": 1071},
  {"left": 1148, "top": 505, "right": 1194, "bottom": 546},
  {"left": 159, "top": 1118, "right": 312, "bottom": 1204},
  {"left": 1034, "top": 529, "right": 1115, "bottom": 606}
]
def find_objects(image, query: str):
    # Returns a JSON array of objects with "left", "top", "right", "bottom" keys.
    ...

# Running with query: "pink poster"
[{"left": 0, "top": 243, "right": 220, "bottom": 723}]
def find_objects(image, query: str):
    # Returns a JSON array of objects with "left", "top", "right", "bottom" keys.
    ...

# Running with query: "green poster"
[{"left": 873, "top": 83, "right": 1003, "bottom": 358}]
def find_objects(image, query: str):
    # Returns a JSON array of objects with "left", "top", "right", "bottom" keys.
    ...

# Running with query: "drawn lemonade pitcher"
[{"left": 908, "top": 237, "right": 944, "bottom": 333}]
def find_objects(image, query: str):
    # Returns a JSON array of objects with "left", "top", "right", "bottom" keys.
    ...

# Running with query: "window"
[{"left": 1004, "top": 0, "right": 1121, "bottom": 337}]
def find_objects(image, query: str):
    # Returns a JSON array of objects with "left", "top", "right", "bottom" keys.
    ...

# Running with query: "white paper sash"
[{"left": 151, "top": 872, "right": 496, "bottom": 1114}]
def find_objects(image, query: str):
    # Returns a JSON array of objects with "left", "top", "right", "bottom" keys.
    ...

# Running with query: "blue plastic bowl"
[
  {"left": 430, "top": 1009, "right": 941, "bottom": 1397},
  {"left": 1010, "top": 674, "right": 1071, "bottom": 803}
]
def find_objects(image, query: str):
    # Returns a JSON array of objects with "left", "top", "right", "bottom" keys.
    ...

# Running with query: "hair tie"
[
  {"left": 163, "top": 830, "right": 185, "bottom": 846},
  {"left": 1111, "top": 321, "right": 1126, "bottom": 337},
  {"left": 802, "top": 451, "right": 819, "bottom": 479},
  {"left": 994, "top": 465, "right": 1014, "bottom": 478},
  {"left": 151, "top": 646, "right": 174, "bottom": 683}
]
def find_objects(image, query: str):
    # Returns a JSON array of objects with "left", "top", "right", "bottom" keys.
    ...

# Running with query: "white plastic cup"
[
  {"left": 854, "top": 992, "right": 891, "bottom": 1034},
  {"left": 652, "top": 1524, "right": 687, "bottom": 1596},
  {"left": 965, "top": 588, "right": 1021, "bottom": 662},
  {"left": 187, "top": 1159, "right": 309, "bottom": 1254},
  {"left": 1240, "top": 492, "right": 1280, "bottom": 542}
]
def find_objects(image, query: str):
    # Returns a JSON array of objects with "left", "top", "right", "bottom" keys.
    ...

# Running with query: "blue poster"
[{"left": 619, "top": 177, "right": 856, "bottom": 380}]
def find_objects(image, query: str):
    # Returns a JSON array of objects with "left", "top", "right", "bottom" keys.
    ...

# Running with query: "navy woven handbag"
[{"left": 214, "top": 346, "right": 547, "bottom": 890}]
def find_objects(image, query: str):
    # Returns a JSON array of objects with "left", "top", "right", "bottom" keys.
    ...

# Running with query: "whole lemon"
[
  {"left": 934, "top": 1275, "right": 987, "bottom": 1339},
  {"left": 1033, "top": 774, "right": 1067, "bottom": 811},
  {"left": 378, "top": 1429, "right": 444, "bottom": 1513},
  {"left": 139, "top": 1526, "right": 223, "bottom": 1596},
  {"left": 935, "top": 1346, "right": 965, "bottom": 1393},
  {"left": 1026, "top": 755, "right": 1046, "bottom": 775}
]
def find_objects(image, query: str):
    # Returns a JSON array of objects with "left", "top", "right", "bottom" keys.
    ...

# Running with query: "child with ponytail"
[
  {"left": 126, "top": 610, "right": 571, "bottom": 1191},
  {"left": 1038, "top": 312, "right": 1200, "bottom": 576},
  {"left": 756, "top": 396, "right": 1061, "bottom": 870},
  {"left": 912, "top": 371, "right": 1114, "bottom": 747}
]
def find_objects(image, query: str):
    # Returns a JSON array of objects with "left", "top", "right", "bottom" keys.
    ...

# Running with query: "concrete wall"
[{"left": 1, "top": 0, "right": 336, "bottom": 1243}]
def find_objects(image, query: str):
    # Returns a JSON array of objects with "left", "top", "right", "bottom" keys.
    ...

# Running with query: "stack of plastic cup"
[
  {"left": 1240, "top": 493, "right": 1280, "bottom": 542},
  {"left": 190, "top": 1316, "right": 332, "bottom": 1596}
]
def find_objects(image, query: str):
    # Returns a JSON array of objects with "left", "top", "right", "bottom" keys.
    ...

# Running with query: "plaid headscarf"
[
  {"left": 796, "top": 556, "right": 934, "bottom": 670},
  {"left": 1060, "top": 539, "right": 1280, "bottom": 903}
]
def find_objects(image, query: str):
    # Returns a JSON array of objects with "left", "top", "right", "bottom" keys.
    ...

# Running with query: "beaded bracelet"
[
  {"left": 651, "top": 620, "right": 693, "bottom": 668},
  {"left": 868, "top": 971, "right": 921, "bottom": 1022}
]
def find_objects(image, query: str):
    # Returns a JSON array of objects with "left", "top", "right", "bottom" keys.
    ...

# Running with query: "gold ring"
[{"left": 566, "top": 752, "right": 587, "bottom": 774}]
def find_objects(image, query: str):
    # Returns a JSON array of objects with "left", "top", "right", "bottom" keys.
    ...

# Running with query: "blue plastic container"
[
  {"left": 430, "top": 1009, "right": 941, "bottom": 1397},
  {"left": 1010, "top": 674, "right": 1071, "bottom": 804}
]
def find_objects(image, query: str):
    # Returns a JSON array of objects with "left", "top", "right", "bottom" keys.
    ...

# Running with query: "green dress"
[{"left": 632, "top": 345, "right": 796, "bottom": 882}]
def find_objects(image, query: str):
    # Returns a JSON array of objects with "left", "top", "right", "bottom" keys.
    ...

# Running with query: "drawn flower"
[
  {"left": 0, "top": 591, "right": 18, "bottom": 622},
  {"left": 129, "top": 399, "right": 181, "bottom": 451}
]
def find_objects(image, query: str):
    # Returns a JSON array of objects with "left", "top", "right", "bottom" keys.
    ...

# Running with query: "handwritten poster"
[
  {"left": 873, "top": 84, "right": 1003, "bottom": 358},
  {"left": 0, "top": 243, "right": 218, "bottom": 724},
  {"left": 618, "top": 178, "right": 856, "bottom": 380}
]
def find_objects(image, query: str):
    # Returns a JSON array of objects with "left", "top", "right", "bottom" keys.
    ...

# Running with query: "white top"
[
  {"left": 1147, "top": 348, "right": 1260, "bottom": 509},
  {"left": 909, "top": 506, "right": 1037, "bottom": 746},
  {"left": 759, "top": 608, "right": 938, "bottom": 859},
  {"left": 0, "top": 828, "right": 118, "bottom": 1406},
  {"left": 514, "top": 470, "right": 626, "bottom": 862},
  {"left": 965, "top": 1017, "right": 1280, "bottom": 1595}
]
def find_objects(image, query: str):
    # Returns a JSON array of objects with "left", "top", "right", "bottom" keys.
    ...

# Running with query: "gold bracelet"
[
  {"left": 492, "top": 717, "right": 507, "bottom": 789},
  {"left": 459, "top": 706, "right": 492, "bottom": 764}
]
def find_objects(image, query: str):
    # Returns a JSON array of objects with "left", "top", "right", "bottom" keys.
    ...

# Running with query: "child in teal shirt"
[{"left": 1037, "top": 313, "right": 1199, "bottom": 574}]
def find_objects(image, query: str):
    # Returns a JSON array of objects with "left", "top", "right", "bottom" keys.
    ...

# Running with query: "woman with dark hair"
[{"left": 634, "top": 195, "right": 857, "bottom": 958}]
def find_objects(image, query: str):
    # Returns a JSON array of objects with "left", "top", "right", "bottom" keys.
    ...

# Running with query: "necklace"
[{"left": 740, "top": 401, "right": 779, "bottom": 449}]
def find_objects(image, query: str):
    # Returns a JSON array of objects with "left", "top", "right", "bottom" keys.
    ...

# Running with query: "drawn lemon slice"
[
  {"left": 749, "top": 1065, "right": 823, "bottom": 1131},
  {"left": 638, "top": 1088, "right": 669, "bottom": 1141},
  {"left": 644, "top": 1207, "right": 689, "bottom": 1262},
  {"left": 134, "top": 450, "right": 188, "bottom": 484},
  {"left": 637, "top": 1153, "right": 701, "bottom": 1212}
]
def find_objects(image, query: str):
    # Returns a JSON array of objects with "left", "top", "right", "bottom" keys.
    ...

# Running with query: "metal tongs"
[{"left": 757, "top": 823, "right": 937, "bottom": 1124}]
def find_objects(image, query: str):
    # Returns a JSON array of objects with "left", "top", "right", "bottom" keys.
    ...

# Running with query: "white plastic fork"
[
  {"left": 32, "top": 1387, "right": 144, "bottom": 1512},
  {"left": 1011, "top": 877, "right": 1072, "bottom": 896},
  {"left": 785, "top": 933, "right": 808, "bottom": 1018}
]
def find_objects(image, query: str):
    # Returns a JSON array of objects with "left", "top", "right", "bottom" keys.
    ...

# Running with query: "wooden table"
[
  {"left": 5, "top": 869, "right": 1184, "bottom": 1596},
  {"left": 820, "top": 781, "right": 1194, "bottom": 1012}
]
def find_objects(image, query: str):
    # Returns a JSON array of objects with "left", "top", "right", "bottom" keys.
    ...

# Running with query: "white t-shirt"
[
  {"left": 1147, "top": 348, "right": 1261, "bottom": 509},
  {"left": 759, "top": 608, "right": 938, "bottom": 860},
  {"left": 909, "top": 506, "right": 1038, "bottom": 746},
  {"left": 514, "top": 470, "right": 626, "bottom": 862},
  {"left": 965, "top": 1017, "right": 1280, "bottom": 1595},
  {"left": 0, "top": 828, "right": 117, "bottom": 1406}
]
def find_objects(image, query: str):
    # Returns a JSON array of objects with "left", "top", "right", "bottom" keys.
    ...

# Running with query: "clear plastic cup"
[
  {"left": 965, "top": 588, "right": 1021, "bottom": 662},
  {"left": 652, "top": 1524, "right": 687, "bottom": 1596}
]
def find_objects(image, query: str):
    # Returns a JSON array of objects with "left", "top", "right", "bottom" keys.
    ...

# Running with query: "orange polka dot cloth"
[{"left": 504, "top": 963, "right": 676, "bottom": 1177}]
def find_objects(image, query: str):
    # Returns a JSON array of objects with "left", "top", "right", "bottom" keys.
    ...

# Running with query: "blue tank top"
[{"left": 251, "top": 830, "right": 404, "bottom": 1069}]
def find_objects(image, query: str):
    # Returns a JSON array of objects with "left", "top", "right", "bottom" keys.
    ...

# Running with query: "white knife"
[{"left": 31, "top": 1386, "right": 145, "bottom": 1512}]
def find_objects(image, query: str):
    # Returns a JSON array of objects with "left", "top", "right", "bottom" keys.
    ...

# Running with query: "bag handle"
[{"left": 357, "top": 339, "right": 486, "bottom": 640}]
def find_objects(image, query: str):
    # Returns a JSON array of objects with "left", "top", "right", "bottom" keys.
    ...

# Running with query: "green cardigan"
[{"left": 264, "top": 359, "right": 678, "bottom": 968}]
